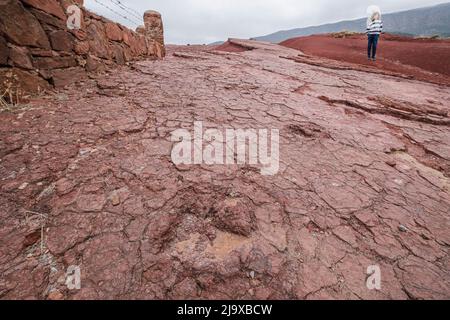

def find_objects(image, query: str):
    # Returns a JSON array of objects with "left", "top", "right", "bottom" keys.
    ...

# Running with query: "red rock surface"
[
  {"left": 216, "top": 41, "right": 250, "bottom": 53},
  {"left": 0, "top": 39, "right": 449, "bottom": 300},
  {"left": 280, "top": 33, "right": 450, "bottom": 86}
]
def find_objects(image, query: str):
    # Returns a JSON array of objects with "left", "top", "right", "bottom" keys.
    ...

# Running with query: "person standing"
[{"left": 366, "top": 11, "right": 383, "bottom": 61}]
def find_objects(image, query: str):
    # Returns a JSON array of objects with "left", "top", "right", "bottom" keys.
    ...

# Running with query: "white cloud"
[{"left": 84, "top": 0, "right": 448, "bottom": 44}]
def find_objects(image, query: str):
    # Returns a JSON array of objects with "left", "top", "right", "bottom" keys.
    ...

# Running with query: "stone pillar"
[
  {"left": 143, "top": 10, "right": 165, "bottom": 58},
  {"left": 136, "top": 25, "right": 146, "bottom": 35}
]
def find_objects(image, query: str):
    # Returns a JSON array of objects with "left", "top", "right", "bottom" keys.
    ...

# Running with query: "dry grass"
[
  {"left": 413, "top": 34, "right": 446, "bottom": 40},
  {"left": 23, "top": 209, "right": 49, "bottom": 255},
  {"left": 0, "top": 86, "right": 16, "bottom": 111},
  {"left": 1, "top": 71, "right": 30, "bottom": 112},
  {"left": 330, "top": 31, "right": 361, "bottom": 39}
]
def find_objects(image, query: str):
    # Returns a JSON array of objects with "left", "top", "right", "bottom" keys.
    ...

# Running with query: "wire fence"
[
  {"left": 110, "top": 0, "right": 142, "bottom": 20},
  {"left": 90, "top": 0, "right": 144, "bottom": 28}
]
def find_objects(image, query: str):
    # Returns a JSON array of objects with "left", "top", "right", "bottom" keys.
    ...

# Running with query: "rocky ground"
[
  {"left": 0, "top": 39, "right": 449, "bottom": 299},
  {"left": 280, "top": 33, "right": 450, "bottom": 86}
]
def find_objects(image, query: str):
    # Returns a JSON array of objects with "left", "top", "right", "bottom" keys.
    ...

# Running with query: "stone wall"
[{"left": 0, "top": 0, "right": 165, "bottom": 100}]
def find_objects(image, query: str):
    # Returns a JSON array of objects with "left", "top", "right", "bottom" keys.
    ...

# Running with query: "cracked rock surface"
[{"left": 0, "top": 39, "right": 449, "bottom": 300}]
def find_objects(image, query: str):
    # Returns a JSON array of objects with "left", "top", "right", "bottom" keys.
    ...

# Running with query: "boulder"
[
  {"left": 51, "top": 66, "right": 86, "bottom": 87},
  {"left": 8, "top": 44, "right": 33, "bottom": 69},
  {"left": 38, "top": 68, "right": 52, "bottom": 80},
  {"left": 71, "top": 29, "right": 87, "bottom": 41},
  {"left": 21, "top": 0, "right": 66, "bottom": 21},
  {"left": 0, "top": 67, "right": 50, "bottom": 95},
  {"left": 30, "top": 7, "right": 66, "bottom": 30},
  {"left": 85, "top": 54, "right": 104, "bottom": 72},
  {"left": 136, "top": 25, "right": 145, "bottom": 35},
  {"left": 0, "top": 0, "right": 50, "bottom": 49},
  {"left": 0, "top": 36, "right": 8, "bottom": 65},
  {"left": 33, "top": 56, "right": 77, "bottom": 69},
  {"left": 110, "top": 45, "right": 125, "bottom": 65},
  {"left": 121, "top": 29, "right": 132, "bottom": 46},
  {"left": 49, "top": 30, "right": 75, "bottom": 52},
  {"left": 105, "top": 22, "right": 122, "bottom": 41},
  {"left": 29, "top": 48, "right": 54, "bottom": 57},
  {"left": 123, "top": 47, "right": 132, "bottom": 62},
  {"left": 87, "top": 21, "right": 109, "bottom": 59},
  {"left": 74, "top": 41, "right": 89, "bottom": 55},
  {"left": 136, "top": 35, "right": 147, "bottom": 55},
  {"left": 126, "top": 34, "right": 146, "bottom": 56}
]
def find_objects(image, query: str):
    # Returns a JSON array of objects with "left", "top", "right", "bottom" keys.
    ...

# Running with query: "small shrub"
[{"left": 1, "top": 70, "right": 28, "bottom": 111}]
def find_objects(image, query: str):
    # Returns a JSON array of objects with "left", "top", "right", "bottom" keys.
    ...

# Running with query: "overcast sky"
[{"left": 84, "top": 0, "right": 448, "bottom": 44}]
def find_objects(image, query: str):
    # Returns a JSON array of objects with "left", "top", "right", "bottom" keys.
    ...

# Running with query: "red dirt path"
[{"left": 280, "top": 34, "right": 450, "bottom": 85}]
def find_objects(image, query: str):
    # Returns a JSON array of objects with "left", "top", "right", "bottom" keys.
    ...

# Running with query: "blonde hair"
[{"left": 371, "top": 12, "right": 380, "bottom": 21}]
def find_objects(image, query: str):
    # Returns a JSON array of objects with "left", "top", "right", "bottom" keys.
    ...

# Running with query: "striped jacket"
[{"left": 366, "top": 19, "right": 383, "bottom": 35}]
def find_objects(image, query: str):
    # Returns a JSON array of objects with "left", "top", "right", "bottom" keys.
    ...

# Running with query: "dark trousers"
[{"left": 367, "top": 34, "right": 380, "bottom": 59}]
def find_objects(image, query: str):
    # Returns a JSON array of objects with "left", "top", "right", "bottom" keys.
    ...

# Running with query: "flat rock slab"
[{"left": 0, "top": 39, "right": 449, "bottom": 300}]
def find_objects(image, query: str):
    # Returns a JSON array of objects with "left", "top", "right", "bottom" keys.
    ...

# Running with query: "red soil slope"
[
  {"left": 215, "top": 41, "right": 249, "bottom": 53},
  {"left": 280, "top": 34, "right": 450, "bottom": 85}
]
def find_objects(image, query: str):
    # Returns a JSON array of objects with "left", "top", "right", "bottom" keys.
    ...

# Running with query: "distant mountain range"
[
  {"left": 209, "top": 41, "right": 225, "bottom": 46},
  {"left": 254, "top": 2, "right": 450, "bottom": 43}
]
